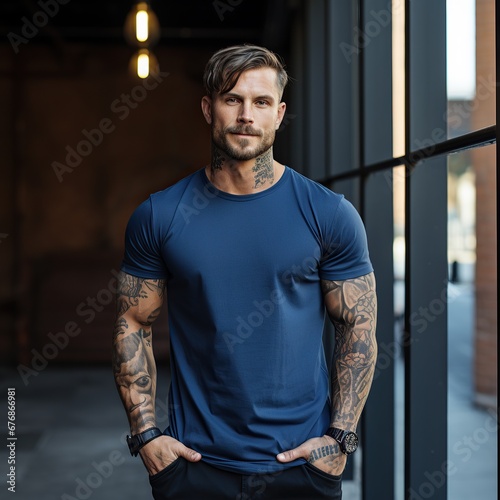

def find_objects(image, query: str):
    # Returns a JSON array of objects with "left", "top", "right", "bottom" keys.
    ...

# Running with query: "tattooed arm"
[
  {"left": 112, "top": 271, "right": 201, "bottom": 474},
  {"left": 322, "top": 272, "right": 377, "bottom": 433},
  {"left": 277, "top": 272, "right": 377, "bottom": 475}
]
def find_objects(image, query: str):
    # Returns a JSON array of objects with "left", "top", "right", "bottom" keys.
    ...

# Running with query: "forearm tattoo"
[
  {"left": 321, "top": 272, "right": 378, "bottom": 431},
  {"left": 112, "top": 273, "right": 165, "bottom": 433}
]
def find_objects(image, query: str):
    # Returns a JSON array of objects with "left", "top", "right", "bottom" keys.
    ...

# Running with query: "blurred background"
[{"left": 0, "top": 0, "right": 497, "bottom": 499}]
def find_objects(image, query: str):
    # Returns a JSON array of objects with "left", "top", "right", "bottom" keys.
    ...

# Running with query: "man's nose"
[{"left": 237, "top": 102, "right": 254, "bottom": 123}]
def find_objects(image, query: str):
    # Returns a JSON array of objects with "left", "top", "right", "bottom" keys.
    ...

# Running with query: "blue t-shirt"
[{"left": 121, "top": 166, "right": 373, "bottom": 474}]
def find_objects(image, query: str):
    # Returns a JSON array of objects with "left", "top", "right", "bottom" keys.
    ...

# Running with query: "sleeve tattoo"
[
  {"left": 112, "top": 272, "right": 166, "bottom": 433},
  {"left": 321, "top": 272, "right": 378, "bottom": 431}
]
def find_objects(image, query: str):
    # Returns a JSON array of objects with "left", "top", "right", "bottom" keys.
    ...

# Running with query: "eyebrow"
[{"left": 223, "top": 92, "right": 276, "bottom": 103}]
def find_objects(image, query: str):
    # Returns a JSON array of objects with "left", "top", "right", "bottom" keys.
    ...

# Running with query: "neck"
[{"left": 207, "top": 146, "right": 283, "bottom": 195}]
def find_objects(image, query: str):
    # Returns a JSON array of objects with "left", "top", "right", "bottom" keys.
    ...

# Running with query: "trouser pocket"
[{"left": 149, "top": 457, "right": 183, "bottom": 485}]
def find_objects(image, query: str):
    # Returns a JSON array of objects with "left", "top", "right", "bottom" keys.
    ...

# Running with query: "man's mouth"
[{"left": 228, "top": 128, "right": 260, "bottom": 137}]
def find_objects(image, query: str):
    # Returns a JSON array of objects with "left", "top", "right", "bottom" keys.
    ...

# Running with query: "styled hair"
[{"left": 203, "top": 44, "right": 288, "bottom": 98}]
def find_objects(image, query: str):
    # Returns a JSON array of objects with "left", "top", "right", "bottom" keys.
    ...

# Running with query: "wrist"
[
  {"left": 126, "top": 427, "right": 163, "bottom": 457},
  {"left": 323, "top": 434, "right": 338, "bottom": 447},
  {"left": 325, "top": 426, "right": 359, "bottom": 455}
]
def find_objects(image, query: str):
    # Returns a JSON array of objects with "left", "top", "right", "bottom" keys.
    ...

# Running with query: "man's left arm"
[{"left": 277, "top": 272, "right": 377, "bottom": 475}]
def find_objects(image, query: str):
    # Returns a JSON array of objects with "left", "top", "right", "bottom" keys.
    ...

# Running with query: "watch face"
[{"left": 344, "top": 432, "right": 359, "bottom": 454}]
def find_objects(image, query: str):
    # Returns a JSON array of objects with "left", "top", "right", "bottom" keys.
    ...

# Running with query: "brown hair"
[{"left": 203, "top": 44, "right": 288, "bottom": 98}]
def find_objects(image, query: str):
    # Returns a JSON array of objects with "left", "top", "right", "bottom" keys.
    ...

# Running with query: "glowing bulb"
[
  {"left": 136, "top": 10, "right": 149, "bottom": 42},
  {"left": 129, "top": 49, "right": 159, "bottom": 80},
  {"left": 124, "top": 2, "right": 160, "bottom": 47},
  {"left": 137, "top": 51, "right": 150, "bottom": 78}
]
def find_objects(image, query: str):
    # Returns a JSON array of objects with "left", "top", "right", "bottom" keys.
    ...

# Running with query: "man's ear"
[
  {"left": 201, "top": 95, "right": 212, "bottom": 125},
  {"left": 275, "top": 101, "right": 287, "bottom": 130}
]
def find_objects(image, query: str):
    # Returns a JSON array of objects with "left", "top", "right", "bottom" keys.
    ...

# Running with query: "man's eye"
[
  {"left": 256, "top": 100, "right": 269, "bottom": 106},
  {"left": 135, "top": 376, "right": 150, "bottom": 387}
]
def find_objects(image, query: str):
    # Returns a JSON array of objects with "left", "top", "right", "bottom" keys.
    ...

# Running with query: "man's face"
[
  {"left": 114, "top": 333, "right": 155, "bottom": 419},
  {"left": 202, "top": 67, "right": 286, "bottom": 161}
]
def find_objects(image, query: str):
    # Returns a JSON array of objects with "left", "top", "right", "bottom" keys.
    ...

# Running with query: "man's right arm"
[{"left": 112, "top": 271, "right": 201, "bottom": 475}]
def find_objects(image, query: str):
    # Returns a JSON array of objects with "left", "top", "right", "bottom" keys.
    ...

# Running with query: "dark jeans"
[{"left": 149, "top": 458, "right": 342, "bottom": 500}]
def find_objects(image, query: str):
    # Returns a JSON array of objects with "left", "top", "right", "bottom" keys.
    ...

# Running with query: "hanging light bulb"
[
  {"left": 135, "top": 9, "right": 149, "bottom": 42},
  {"left": 137, "top": 49, "right": 150, "bottom": 78},
  {"left": 129, "top": 49, "right": 159, "bottom": 79},
  {"left": 124, "top": 1, "right": 160, "bottom": 47},
  {"left": 124, "top": 2, "right": 160, "bottom": 79}
]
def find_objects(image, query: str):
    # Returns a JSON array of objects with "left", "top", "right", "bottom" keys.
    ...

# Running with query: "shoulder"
[
  {"left": 149, "top": 169, "right": 203, "bottom": 207},
  {"left": 287, "top": 168, "right": 364, "bottom": 220},
  {"left": 286, "top": 168, "right": 349, "bottom": 230},
  {"left": 134, "top": 169, "right": 203, "bottom": 226},
  {"left": 287, "top": 168, "right": 344, "bottom": 208},
  {"left": 126, "top": 169, "right": 204, "bottom": 237}
]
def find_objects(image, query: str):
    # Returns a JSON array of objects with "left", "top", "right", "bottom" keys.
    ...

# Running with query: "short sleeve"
[
  {"left": 319, "top": 198, "right": 373, "bottom": 281},
  {"left": 121, "top": 197, "right": 168, "bottom": 279}
]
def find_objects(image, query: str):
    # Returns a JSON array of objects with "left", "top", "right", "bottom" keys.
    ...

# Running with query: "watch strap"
[
  {"left": 325, "top": 426, "right": 358, "bottom": 455},
  {"left": 127, "top": 427, "right": 163, "bottom": 457},
  {"left": 326, "top": 427, "right": 346, "bottom": 443}
]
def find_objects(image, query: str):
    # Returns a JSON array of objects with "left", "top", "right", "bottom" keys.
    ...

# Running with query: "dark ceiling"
[{"left": 0, "top": 0, "right": 292, "bottom": 50}]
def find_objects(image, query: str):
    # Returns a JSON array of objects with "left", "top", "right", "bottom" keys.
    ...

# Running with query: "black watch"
[
  {"left": 126, "top": 427, "right": 163, "bottom": 457},
  {"left": 325, "top": 427, "right": 359, "bottom": 455}
]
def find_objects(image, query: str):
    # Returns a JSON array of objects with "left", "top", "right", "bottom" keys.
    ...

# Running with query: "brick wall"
[
  {"left": 472, "top": 0, "right": 497, "bottom": 408},
  {"left": 0, "top": 43, "right": 214, "bottom": 363}
]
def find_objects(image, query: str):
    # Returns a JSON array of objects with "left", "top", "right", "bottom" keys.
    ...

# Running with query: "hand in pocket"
[
  {"left": 139, "top": 435, "right": 202, "bottom": 476},
  {"left": 277, "top": 435, "right": 346, "bottom": 476}
]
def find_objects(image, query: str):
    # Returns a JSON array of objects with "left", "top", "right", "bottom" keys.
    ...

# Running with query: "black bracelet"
[{"left": 126, "top": 427, "right": 163, "bottom": 457}]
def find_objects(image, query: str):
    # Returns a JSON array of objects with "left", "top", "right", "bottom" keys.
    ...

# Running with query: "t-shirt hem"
[
  {"left": 120, "top": 263, "right": 168, "bottom": 280},
  {"left": 319, "top": 265, "right": 373, "bottom": 282},
  {"left": 200, "top": 456, "right": 306, "bottom": 475}
]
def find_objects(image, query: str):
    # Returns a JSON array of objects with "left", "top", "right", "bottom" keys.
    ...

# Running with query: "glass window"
[
  {"left": 393, "top": 165, "right": 406, "bottom": 500},
  {"left": 447, "top": 144, "right": 497, "bottom": 500},
  {"left": 447, "top": 0, "right": 496, "bottom": 138}
]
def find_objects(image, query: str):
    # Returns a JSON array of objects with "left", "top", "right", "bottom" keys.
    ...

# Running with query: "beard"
[{"left": 212, "top": 124, "right": 276, "bottom": 161}]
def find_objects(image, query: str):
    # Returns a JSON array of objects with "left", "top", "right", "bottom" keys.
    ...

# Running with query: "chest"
[{"left": 162, "top": 197, "right": 323, "bottom": 287}]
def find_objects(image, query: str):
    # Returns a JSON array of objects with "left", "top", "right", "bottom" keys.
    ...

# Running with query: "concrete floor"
[
  {"left": 2, "top": 364, "right": 156, "bottom": 500},
  {"left": 0, "top": 283, "right": 496, "bottom": 500}
]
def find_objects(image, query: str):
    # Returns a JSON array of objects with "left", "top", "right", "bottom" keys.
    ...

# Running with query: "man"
[{"left": 113, "top": 44, "right": 377, "bottom": 500}]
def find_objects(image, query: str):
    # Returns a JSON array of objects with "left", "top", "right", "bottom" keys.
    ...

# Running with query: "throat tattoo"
[{"left": 252, "top": 149, "right": 274, "bottom": 188}]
